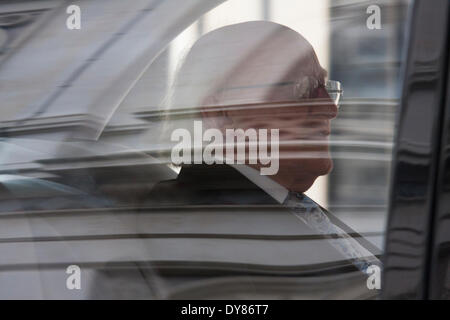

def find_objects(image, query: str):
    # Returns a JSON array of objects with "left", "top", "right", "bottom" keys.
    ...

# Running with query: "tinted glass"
[{"left": 0, "top": 0, "right": 412, "bottom": 299}]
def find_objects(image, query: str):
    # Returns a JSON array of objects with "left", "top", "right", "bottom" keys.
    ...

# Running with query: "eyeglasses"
[
  {"left": 294, "top": 77, "right": 343, "bottom": 107},
  {"left": 325, "top": 80, "right": 343, "bottom": 106}
]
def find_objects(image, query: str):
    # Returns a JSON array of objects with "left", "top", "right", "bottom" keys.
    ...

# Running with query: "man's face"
[{"left": 220, "top": 82, "right": 338, "bottom": 193}]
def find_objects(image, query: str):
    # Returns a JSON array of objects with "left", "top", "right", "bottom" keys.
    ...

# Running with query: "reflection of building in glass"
[
  {"left": 0, "top": 0, "right": 411, "bottom": 214},
  {"left": 328, "top": 1, "right": 411, "bottom": 229},
  {"left": 0, "top": 1, "right": 58, "bottom": 58},
  {"left": 0, "top": 0, "right": 413, "bottom": 299}
]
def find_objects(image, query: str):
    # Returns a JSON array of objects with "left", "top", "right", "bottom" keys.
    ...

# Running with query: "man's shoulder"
[{"left": 145, "top": 164, "right": 279, "bottom": 206}]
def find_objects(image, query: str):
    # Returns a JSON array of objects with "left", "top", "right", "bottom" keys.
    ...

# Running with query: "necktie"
[{"left": 283, "top": 191, "right": 379, "bottom": 273}]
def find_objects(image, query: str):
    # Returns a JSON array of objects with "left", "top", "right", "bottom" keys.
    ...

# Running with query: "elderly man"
[
  {"left": 129, "top": 21, "right": 379, "bottom": 299},
  {"left": 155, "top": 21, "right": 337, "bottom": 201}
]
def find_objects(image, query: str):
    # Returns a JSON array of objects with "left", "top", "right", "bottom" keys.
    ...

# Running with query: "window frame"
[
  {"left": 427, "top": 3, "right": 450, "bottom": 300},
  {"left": 381, "top": 0, "right": 450, "bottom": 299}
]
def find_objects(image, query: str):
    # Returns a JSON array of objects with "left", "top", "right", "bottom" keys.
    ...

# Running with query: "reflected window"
[{"left": 0, "top": 0, "right": 413, "bottom": 299}]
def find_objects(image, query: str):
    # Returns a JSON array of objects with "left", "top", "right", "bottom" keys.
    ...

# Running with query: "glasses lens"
[{"left": 325, "top": 80, "right": 343, "bottom": 106}]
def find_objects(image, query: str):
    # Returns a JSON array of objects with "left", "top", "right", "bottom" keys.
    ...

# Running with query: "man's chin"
[
  {"left": 269, "top": 170, "right": 316, "bottom": 194},
  {"left": 279, "top": 158, "right": 334, "bottom": 176},
  {"left": 272, "top": 159, "right": 334, "bottom": 193},
  {"left": 289, "top": 178, "right": 317, "bottom": 194},
  {"left": 320, "top": 158, "right": 334, "bottom": 175}
]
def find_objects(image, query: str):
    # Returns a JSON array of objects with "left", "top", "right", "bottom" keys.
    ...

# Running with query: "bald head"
[{"left": 171, "top": 21, "right": 327, "bottom": 108}]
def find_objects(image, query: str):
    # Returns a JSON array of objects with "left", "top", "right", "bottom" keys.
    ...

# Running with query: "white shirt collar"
[{"left": 229, "top": 164, "right": 288, "bottom": 204}]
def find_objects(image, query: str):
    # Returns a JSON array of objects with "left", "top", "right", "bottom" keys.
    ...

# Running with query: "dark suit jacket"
[
  {"left": 89, "top": 164, "right": 380, "bottom": 299},
  {"left": 145, "top": 163, "right": 380, "bottom": 259}
]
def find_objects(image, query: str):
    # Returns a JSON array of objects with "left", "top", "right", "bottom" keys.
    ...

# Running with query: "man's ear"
[
  {"left": 201, "top": 94, "right": 234, "bottom": 130},
  {"left": 201, "top": 109, "right": 233, "bottom": 131}
]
